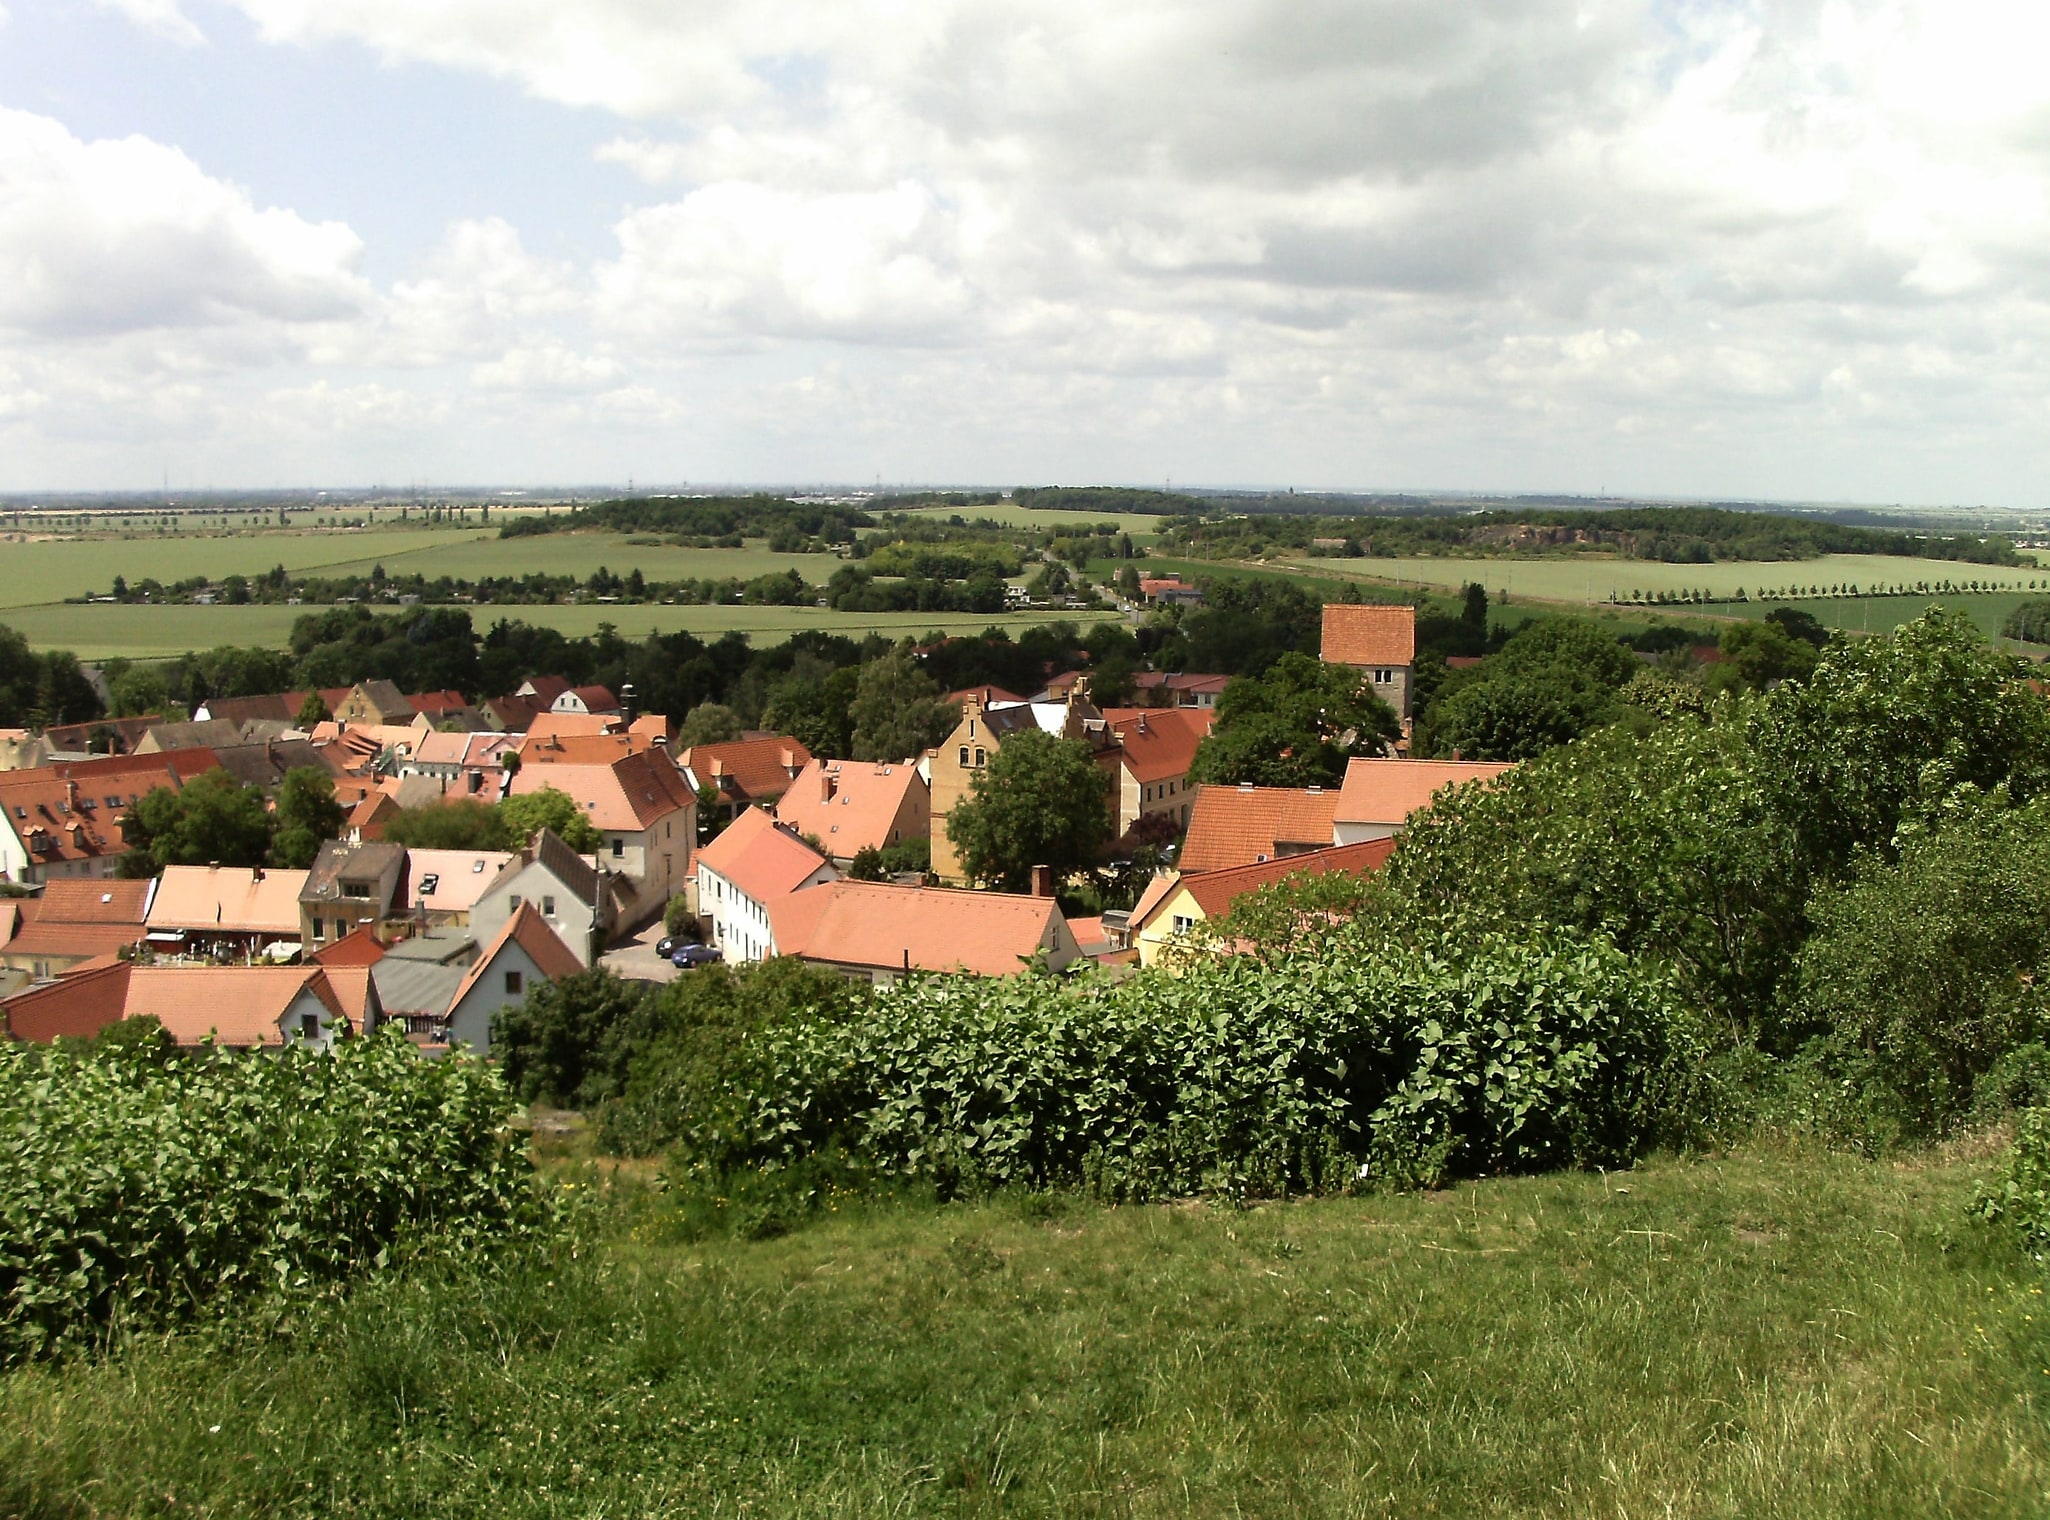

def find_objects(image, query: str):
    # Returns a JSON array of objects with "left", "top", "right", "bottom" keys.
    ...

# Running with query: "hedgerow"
[
  {"left": 678, "top": 929, "right": 1693, "bottom": 1201},
  {"left": 0, "top": 1023, "right": 539, "bottom": 1365}
]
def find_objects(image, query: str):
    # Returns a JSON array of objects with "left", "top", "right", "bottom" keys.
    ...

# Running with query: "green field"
[
  {"left": 354, "top": 532, "right": 833, "bottom": 584},
  {"left": 898, "top": 502, "right": 1170, "bottom": 536},
  {"left": 0, "top": 527, "right": 493, "bottom": 609},
  {"left": 1291, "top": 552, "right": 2050, "bottom": 604},
  {"left": 4, "top": 1139, "right": 2044, "bottom": 1517},
  {"left": 1702, "top": 591, "right": 2046, "bottom": 647},
  {"left": 0, "top": 601, "right": 1119, "bottom": 659}
]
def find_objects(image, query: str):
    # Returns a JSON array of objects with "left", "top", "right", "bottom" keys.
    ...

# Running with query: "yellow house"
[
  {"left": 1127, "top": 839, "right": 1397, "bottom": 968},
  {"left": 929, "top": 689, "right": 1118, "bottom": 883}
]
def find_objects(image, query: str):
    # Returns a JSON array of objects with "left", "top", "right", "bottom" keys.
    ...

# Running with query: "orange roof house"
[
  {"left": 1129, "top": 839, "right": 1397, "bottom": 968},
  {"left": 0, "top": 750, "right": 219, "bottom": 885},
  {"left": 677, "top": 736, "right": 814, "bottom": 817},
  {"left": 771, "top": 759, "right": 930, "bottom": 866},
  {"left": 2, "top": 961, "right": 359, "bottom": 1048},
  {"left": 694, "top": 808, "right": 838, "bottom": 963},
  {"left": 768, "top": 878, "right": 1079, "bottom": 983},
  {"left": 504, "top": 751, "right": 695, "bottom": 920},
  {"left": 1320, "top": 604, "right": 1419, "bottom": 719},
  {"left": 1102, "top": 708, "right": 1212, "bottom": 838},
  {"left": 521, "top": 712, "right": 626, "bottom": 744},
  {"left": 146, "top": 865, "right": 309, "bottom": 949},
  {"left": 1176, "top": 783, "right": 1340, "bottom": 872},
  {"left": 1331, "top": 757, "right": 1515, "bottom": 843},
  {"left": 0, "top": 878, "right": 154, "bottom": 986}
]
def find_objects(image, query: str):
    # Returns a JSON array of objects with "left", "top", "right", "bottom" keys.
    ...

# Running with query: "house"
[
  {"left": 311, "top": 925, "right": 387, "bottom": 967},
  {"left": 521, "top": 711, "right": 626, "bottom": 744},
  {"left": 443, "top": 903, "right": 585, "bottom": 1055},
  {"left": 928, "top": 690, "right": 1118, "bottom": 883},
  {"left": 398, "top": 729, "right": 518, "bottom": 799},
  {"left": 1102, "top": 708, "right": 1213, "bottom": 837},
  {"left": 1331, "top": 757, "right": 1515, "bottom": 843},
  {"left": 551, "top": 685, "right": 621, "bottom": 717},
  {"left": 299, "top": 840, "right": 408, "bottom": 948},
  {"left": 1176, "top": 782, "right": 1341, "bottom": 872},
  {"left": 135, "top": 718, "right": 246, "bottom": 755},
  {"left": 1320, "top": 604, "right": 1418, "bottom": 719},
  {"left": 0, "top": 878, "right": 155, "bottom": 992},
  {"left": 470, "top": 828, "right": 616, "bottom": 966},
  {"left": 369, "top": 929, "right": 478, "bottom": 1035},
  {"left": 945, "top": 685, "right": 1024, "bottom": 709},
  {"left": 693, "top": 807, "right": 837, "bottom": 963},
  {"left": 145, "top": 864, "right": 310, "bottom": 959},
  {"left": 193, "top": 692, "right": 314, "bottom": 727},
  {"left": 503, "top": 747, "right": 695, "bottom": 914},
  {"left": 2, "top": 960, "right": 360, "bottom": 1049},
  {"left": 482, "top": 695, "right": 547, "bottom": 733},
  {"left": 404, "top": 848, "right": 516, "bottom": 925},
  {"left": 514, "top": 676, "right": 573, "bottom": 708},
  {"left": 39, "top": 716, "right": 158, "bottom": 758},
  {"left": 0, "top": 729, "right": 52, "bottom": 770},
  {"left": 771, "top": 759, "right": 930, "bottom": 867},
  {"left": 1131, "top": 672, "right": 1232, "bottom": 710},
  {"left": 209, "top": 738, "right": 326, "bottom": 795},
  {"left": 405, "top": 690, "right": 475, "bottom": 726},
  {"left": 334, "top": 680, "right": 419, "bottom": 726},
  {"left": 0, "top": 751, "right": 219, "bottom": 885},
  {"left": 1127, "top": 839, "right": 1397, "bottom": 968},
  {"left": 768, "top": 879, "right": 1079, "bottom": 984},
  {"left": 676, "top": 736, "right": 814, "bottom": 823},
  {"left": 1138, "top": 574, "right": 1205, "bottom": 607}
]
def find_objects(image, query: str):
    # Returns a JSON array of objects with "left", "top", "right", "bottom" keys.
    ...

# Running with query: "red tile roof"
[
  {"left": 1333, "top": 758, "right": 1516, "bottom": 828},
  {"left": 770, "top": 879, "right": 1068, "bottom": 977},
  {"left": 3, "top": 962, "right": 355, "bottom": 1046},
  {"left": 522, "top": 712, "right": 624, "bottom": 743},
  {"left": 677, "top": 735, "right": 813, "bottom": 804},
  {"left": 1104, "top": 708, "right": 1213, "bottom": 784},
  {"left": 449, "top": 902, "right": 583, "bottom": 1010},
  {"left": 771, "top": 759, "right": 927, "bottom": 858},
  {"left": 504, "top": 750, "right": 695, "bottom": 832},
  {"left": 1321, "top": 604, "right": 1417, "bottom": 667},
  {"left": 0, "top": 751, "right": 219, "bottom": 872},
  {"left": 946, "top": 685, "right": 1023, "bottom": 708},
  {"left": 1132, "top": 840, "right": 1398, "bottom": 940},
  {"left": 35, "top": 878, "right": 154, "bottom": 924},
  {"left": 696, "top": 807, "right": 833, "bottom": 905},
  {"left": 311, "top": 925, "right": 388, "bottom": 967},
  {"left": 1177, "top": 784, "right": 1339, "bottom": 872}
]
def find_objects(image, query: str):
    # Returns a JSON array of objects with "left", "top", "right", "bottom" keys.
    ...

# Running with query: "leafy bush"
[
  {"left": 1972, "top": 1107, "right": 2050, "bottom": 1256},
  {"left": 0, "top": 1024, "right": 537, "bottom": 1364},
  {"left": 492, "top": 969, "right": 651, "bottom": 1109},
  {"left": 679, "top": 931, "right": 1693, "bottom": 1201}
]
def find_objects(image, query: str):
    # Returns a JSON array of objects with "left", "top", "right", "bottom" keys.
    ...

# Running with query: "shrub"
[
  {"left": 1972, "top": 1107, "right": 2050, "bottom": 1256},
  {"left": 680, "top": 930, "right": 1693, "bottom": 1201},
  {"left": 662, "top": 895, "right": 697, "bottom": 940},
  {"left": 0, "top": 1024, "right": 538, "bottom": 1364}
]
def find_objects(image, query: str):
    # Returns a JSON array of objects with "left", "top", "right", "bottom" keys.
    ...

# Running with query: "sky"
[{"left": 0, "top": 1, "right": 2047, "bottom": 504}]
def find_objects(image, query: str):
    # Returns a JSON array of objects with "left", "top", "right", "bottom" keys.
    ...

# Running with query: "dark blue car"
[{"left": 670, "top": 942, "right": 722, "bottom": 968}]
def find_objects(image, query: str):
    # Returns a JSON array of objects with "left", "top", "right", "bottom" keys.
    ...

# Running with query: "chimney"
[
  {"left": 64, "top": 779, "right": 77, "bottom": 810},
  {"left": 1030, "top": 864, "right": 1053, "bottom": 898},
  {"left": 822, "top": 769, "right": 836, "bottom": 802},
  {"left": 252, "top": 866, "right": 264, "bottom": 882},
  {"left": 1136, "top": 714, "right": 1148, "bottom": 735},
  {"left": 1238, "top": 781, "right": 1255, "bottom": 793}
]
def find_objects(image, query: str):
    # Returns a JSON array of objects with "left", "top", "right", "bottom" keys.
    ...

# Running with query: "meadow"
[
  {"left": 3, "top": 1139, "right": 2043, "bottom": 1518},
  {"left": 897, "top": 502, "right": 1171, "bottom": 536},
  {"left": 1701, "top": 590, "right": 2047, "bottom": 646},
  {"left": 0, "top": 601, "right": 1120, "bottom": 660}
]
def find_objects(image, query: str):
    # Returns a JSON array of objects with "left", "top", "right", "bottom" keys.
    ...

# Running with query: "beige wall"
[{"left": 1134, "top": 883, "right": 1205, "bottom": 968}]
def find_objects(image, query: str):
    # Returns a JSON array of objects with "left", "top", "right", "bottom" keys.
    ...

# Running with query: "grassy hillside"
[{"left": 4, "top": 1140, "right": 2044, "bottom": 1518}]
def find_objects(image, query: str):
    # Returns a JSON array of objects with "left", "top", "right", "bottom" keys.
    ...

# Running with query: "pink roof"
[
  {"left": 1333, "top": 758, "right": 1515, "bottom": 827},
  {"left": 695, "top": 808, "right": 832, "bottom": 904},
  {"left": 145, "top": 865, "right": 309, "bottom": 936},
  {"left": 770, "top": 879, "right": 1066, "bottom": 977},
  {"left": 771, "top": 759, "right": 926, "bottom": 857},
  {"left": 450, "top": 902, "right": 583, "bottom": 1009},
  {"left": 405, "top": 848, "right": 517, "bottom": 914}
]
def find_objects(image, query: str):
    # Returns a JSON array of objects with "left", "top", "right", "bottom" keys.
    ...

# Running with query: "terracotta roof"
[
  {"left": 312, "top": 925, "right": 388, "bottom": 966},
  {"left": 0, "top": 751, "right": 219, "bottom": 871},
  {"left": 516, "top": 676, "right": 573, "bottom": 706},
  {"left": 522, "top": 712, "right": 624, "bottom": 743},
  {"left": 2, "top": 961, "right": 133, "bottom": 1041},
  {"left": 1132, "top": 672, "right": 1231, "bottom": 698},
  {"left": 770, "top": 879, "right": 1067, "bottom": 977},
  {"left": 676, "top": 735, "right": 813, "bottom": 804},
  {"left": 696, "top": 807, "right": 833, "bottom": 905},
  {"left": 35, "top": 878, "right": 154, "bottom": 924},
  {"left": 146, "top": 865, "right": 309, "bottom": 936},
  {"left": 194, "top": 694, "right": 297, "bottom": 727},
  {"left": 4, "top": 962, "right": 353, "bottom": 1046},
  {"left": 409, "top": 730, "right": 515, "bottom": 768},
  {"left": 406, "top": 690, "right": 470, "bottom": 716},
  {"left": 450, "top": 902, "right": 584, "bottom": 1010},
  {"left": 405, "top": 848, "right": 516, "bottom": 914},
  {"left": 1104, "top": 708, "right": 1212, "bottom": 784},
  {"left": 319, "top": 965, "right": 381, "bottom": 1029},
  {"left": 771, "top": 760, "right": 927, "bottom": 858},
  {"left": 484, "top": 696, "right": 546, "bottom": 732},
  {"left": 557, "top": 684, "right": 619, "bottom": 712},
  {"left": 346, "top": 793, "right": 402, "bottom": 839},
  {"left": 1320, "top": 604, "right": 1417, "bottom": 667},
  {"left": 1133, "top": 840, "right": 1398, "bottom": 938},
  {"left": 1333, "top": 758, "right": 1515, "bottom": 828},
  {"left": 504, "top": 750, "right": 695, "bottom": 832},
  {"left": 1177, "top": 784, "right": 1340, "bottom": 872},
  {"left": 1128, "top": 871, "right": 1180, "bottom": 929},
  {"left": 3, "top": 920, "right": 148, "bottom": 961},
  {"left": 516, "top": 731, "right": 657, "bottom": 765}
]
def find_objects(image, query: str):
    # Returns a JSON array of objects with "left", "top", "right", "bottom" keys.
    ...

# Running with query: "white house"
[{"left": 692, "top": 807, "right": 837, "bottom": 963}]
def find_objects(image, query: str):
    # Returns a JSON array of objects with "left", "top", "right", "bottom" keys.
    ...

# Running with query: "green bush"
[
  {"left": 0, "top": 1024, "right": 538, "bottom": 1364},
  {"left": 680, "top": 930, "right": 1693, "bottom": 1201},
  {"left": 1972, "top": 1107, "right": 2050, "bottom": 1256}
]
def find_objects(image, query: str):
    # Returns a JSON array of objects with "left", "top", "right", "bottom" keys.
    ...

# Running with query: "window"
[
  {"left": 611, "top": 838, "right": 624, "bottom": 858},
  {"left": 958, "top": 746, "right": 969, "bottom": 766},
  {"left": 504, "top": 970, "right": 523, "bottom": 995},
  {"left": 418, "top": 873, "right": 440, "bottom": 895},
  {"left": 1172, "top": 914, "right": 1195, "bottom": 935},
  {"left": 974, "top": 748, "right": 986, "bottom": 767},
  {"left": 299, "top": 1012, "right": 320, "bottom": 1041},
  {"left": 508, "top": 894, "right": 522, "bottom": 909},
  {"left": 542, "top": 895, "right": 556, "bottom": 916}
]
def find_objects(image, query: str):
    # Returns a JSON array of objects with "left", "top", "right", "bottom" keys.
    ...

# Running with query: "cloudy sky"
[{"left": 1, "top": 0, "right": 2046, "bottom": 503}]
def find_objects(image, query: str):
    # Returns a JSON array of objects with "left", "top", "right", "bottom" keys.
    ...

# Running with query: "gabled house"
[
  {"left": 676, "top": 736, "right": 814, "bottom": 824},
  {"left": 0, "top": 877, "right": 155, "bottom": 991},
  {"left": 1320, "top": 604, "right": 1418, "bottom": 720},
  {"left": 334, "top": 680, "right": 419, "bottom": 727},
  {"left": 514, "top": 676, "right": 573, "bottom": 708},
  {"left": 0, "top": 751, "right": 219, "bottom": 885},
  {"left": 404, "top": 848, "right": 516, "bottom": 925},
  {"left": 470, "top": 828, "right": 616, "bottom": 965},
  {"left": 769, "top": 878, "right": 1079, "bottom": 984},
  {"left": 444, "top": 903, "right": 585, "bottom": 1055},
  {"left": 398, "top": 729, "right": 517, "bottom": 799},
  {"left": 693, "top": 807, "right": 837, "bottom": 964},
  {"left": 39, "top": 716, "right": 159, "bottom": 759},
  {"left": 369, "top": 929, "right": 478, "bottom": 1034},
  {"left": 0, "top": 729, "right": 54, "bottom": 770},
  {"left": 551, "top": 685, "right": 620, "bottom": 717},
  {"left": 770, "top": 759, "right": 930, "bottom": 867},
  {"left": 2, "top": 961, "right": 362, "bottom": 1049},
  {"left": 1130, "top": 672, "right": 1231, "bottom": 710},
  {"left": 1177, "top": 783, "right": 1341, "bottom": 872},
  {"left": 503, "top": 748, "right": 695, "bottom": 913},
  {"left": 1331, "top": 757, "right": 1516, "bottom": 843},
  {"left": 1128, "top": 839, "right": 1397, "bottom": 968},
  {"left": 146, "top": 864, "right": 310, "bottom": 958},
  {"left": 135, "top": 719, "right": 245, "bottom": 755},
  {"left": 299, "top": 840, "right": 408, "bottom": 948},
  {"left": 1102, "top": 708, "right": 1213, "bottom": 838},
  {"left": 928, "top": 691, "right": 1118, "bottom": 883}
]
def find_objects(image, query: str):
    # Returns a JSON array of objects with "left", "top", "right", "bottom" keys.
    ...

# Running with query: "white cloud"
[{"left": 93, "top": 0, "right": 204, "bottom": 46}]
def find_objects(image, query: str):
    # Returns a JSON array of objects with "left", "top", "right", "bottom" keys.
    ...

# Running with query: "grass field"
[
  {"left": 0, "top": 601, "right": 1120, "bottom": 659},
  {"left": 899, "top": 502, "right": 1171, "bottom": 536},
  {"left": 1701, "top": 591, "right": 2045, "bottom": 646},
  {"left": 2, "top": 1139, "right": 2042, "bottom": 1517}
]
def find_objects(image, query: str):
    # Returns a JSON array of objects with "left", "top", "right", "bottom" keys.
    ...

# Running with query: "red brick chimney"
[{"left": 1030, "top": 864, "right": 1053, "bottom": 898}]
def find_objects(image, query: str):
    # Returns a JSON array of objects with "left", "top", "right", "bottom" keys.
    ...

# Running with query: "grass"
[
  {"left": 2, "top": 1139, "right": 2045, "bottom": 1517},
  {"left": 1703, "top": 592, "right": 2047, "bottom": 647},
  {"left": 1, "top": 602, "right": 1120, "bottom": 660},
  {"left": 896, "top": 502, "right": 1171, "bottom": 536}
]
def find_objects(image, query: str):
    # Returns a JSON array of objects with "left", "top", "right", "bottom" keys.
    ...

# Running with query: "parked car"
[
  {"left": 655, "top": 935, "right": 682, "bottom": 959},
  {"left": 670, "top": 943, "right": 722, "bottom": 968}
]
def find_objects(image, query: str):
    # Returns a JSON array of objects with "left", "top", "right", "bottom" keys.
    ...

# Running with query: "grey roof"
[
  {"left": 210, "top": 739, "right": 322, "bottom": 792},
  {"left": 301, "top": 839, "right": 408, "bottom": 904},
  {"left": 380, "top": 929, "right": 479, "bottom": 965},
  {"left": 144, "top": 719, "right": 245, "bottom": 752},
  {"left": 352, "top": 680, "right": 414, "bottom": 721},
  {"left": 372, "top": 957, "right": 466, "bottom": 1018}
]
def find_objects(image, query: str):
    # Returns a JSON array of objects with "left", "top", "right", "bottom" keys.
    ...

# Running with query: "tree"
[
  {"left": 122, "top": 768, "right": 274, "bottom": 873},
  {"left": 295, "top": 690, "right": 332, "bottom": 728},
  {"left": 761, "top": 664, "right": 860, "bottom": 759},
  {"left": 1188, "top": 651, "right": 1400, "bottom": 787},
  {"left": 846, "top": 844, "right": 888, "bottom": 881},
  {"left": 946, "top": 730, "right": 1112, "bottom": 892},
  {"left": 270, "top": 767, "right": 347, "bottom": 869},
  {"left": 1706, "top": 619, "right": 1819, "bottom": 696},
  {"left": 499, "top": 785, "right": 602, "bottom": 852},
  {"left": 491, "top": 968, "right": 649, "bottom": 1107},
  {"left": 677, "top": 701, "right": 742, "bottom": 747},
  {"left": 383, "top": 798, "right": 510, "bottom": 851},
  {"left": 848, "top": 649, "right": 956, "bottom": 763},
  {"left": 1419, "top": 616, "right": 1638, "bottom": 761}
]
